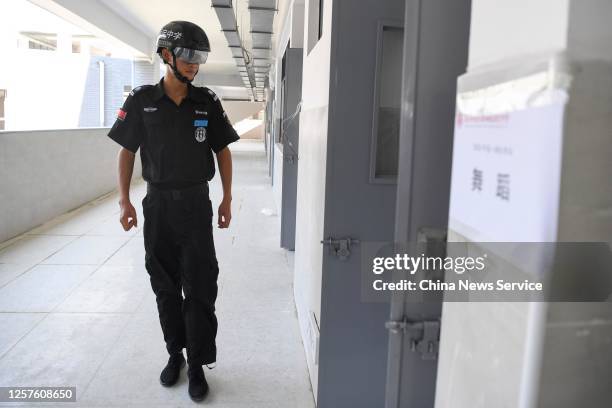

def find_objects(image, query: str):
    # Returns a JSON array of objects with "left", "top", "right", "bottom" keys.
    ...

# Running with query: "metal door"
[
  {"left": 316, "top": 0, "right": 404, "bottom": 406},
  {"left": 280, "top": 47, "right": 303, "bottom": 250},
  {"left": 385, "top": 1, "right": 471, "bottom": 407}
]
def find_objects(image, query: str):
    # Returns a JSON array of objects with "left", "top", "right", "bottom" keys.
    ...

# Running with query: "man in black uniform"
[{"left": 106, "top": 21, "right": 239, "bottom": 402}]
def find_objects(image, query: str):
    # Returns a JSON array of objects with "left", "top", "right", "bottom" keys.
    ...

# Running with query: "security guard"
[{"left": 107, "top": 21, "right": 239, "bottom": 402}]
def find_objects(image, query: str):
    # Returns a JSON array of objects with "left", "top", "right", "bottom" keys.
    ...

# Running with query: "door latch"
[
  {"left": 417, "top": 227, "right": 447, "bottom": 244},
  {"left": 320, "top": 237, "right": 360, "bottom": 261},
  {"left": 385, "top": 317, "right": 440, "bottom": 360}
]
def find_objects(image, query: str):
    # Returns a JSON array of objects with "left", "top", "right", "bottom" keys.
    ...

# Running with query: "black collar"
[
  {"left": 152, "top": 77, "right": 207, "bottom": 103},
  {"left": 152, "top": 78, "right": 165, "bottom": 101}
]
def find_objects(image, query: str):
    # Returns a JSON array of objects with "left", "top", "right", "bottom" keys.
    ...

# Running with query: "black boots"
[
  {"left": 159, "top": 352, "right": 186, "bottom": 386},
  {"left": 187, "top": 365, "right": 209, "bottom": 402},
  {"left": 159, "top": 352, "right": 209, "bottom": 401}
]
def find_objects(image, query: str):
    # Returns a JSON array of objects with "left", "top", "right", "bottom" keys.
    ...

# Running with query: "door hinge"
[
  {"left": 320, "top": 237, "right": 360, "bottom": 261},
  {"left": 385, "top": 318, "right": 440, "bottom": 360}
]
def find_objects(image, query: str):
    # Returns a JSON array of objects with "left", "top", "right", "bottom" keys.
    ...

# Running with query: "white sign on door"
[{"left": 448, "top": 100, "right": 567, "bottom": 242}]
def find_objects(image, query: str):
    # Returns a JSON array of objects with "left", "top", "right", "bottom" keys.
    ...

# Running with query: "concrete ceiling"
[
  {"left": 99, "top": 0, "right": 287, "bottom": 99},
  {"left": 100, "top": 0, "right": 237, "bottom": 75},
  {"left": 29, "top": 0, "right": 288, "bottom": 100}
]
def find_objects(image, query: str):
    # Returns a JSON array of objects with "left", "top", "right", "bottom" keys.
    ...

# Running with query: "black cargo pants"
[{"left": 142, "top": 182, "right": 219, "bottom": 366}]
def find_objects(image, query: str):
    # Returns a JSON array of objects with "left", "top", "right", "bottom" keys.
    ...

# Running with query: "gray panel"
[
  {"left": 222, "top": 30, "right": 241, "bottom": 46},
  {"left": 248, "top": 0, "right": 276, "bottom": 8},
  {"left": 252, "top": 31, "right": 273, "bottom": 49},
  {"left": 253, "top": 59, "right": 271, "bottom": 68},
  {"left": 252, "top": 47, "right": 272, "bottom": 58},
  {"left": 213, "top": 6, "right": 237, "bottom": 29},
  {"left": 280, "top": 48, "right": 303, "bottom": 250},
  {"left": 211, "top": 0, "right": 232, "bottom": 6},
  {"left": 230, "top": 47, "right": 244, "bottom": 57},
  {"left": 250, "top": 9, "right": 275, "bottom": 31}
]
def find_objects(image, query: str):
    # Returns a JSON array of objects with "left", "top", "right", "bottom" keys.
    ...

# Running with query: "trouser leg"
[
  {"left": 143, "top": 193, "right": 186, "bottom": 355},
  {"left": 175, "top": 193, "right": 219, "bottom": 366}
]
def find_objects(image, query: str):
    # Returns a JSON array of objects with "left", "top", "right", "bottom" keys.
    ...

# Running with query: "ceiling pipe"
[
  {"left": 210, "top": 0, "right": 278, "bottom": 101},
  {"left": 247, "top": 0, "right": 276, "bottom": 101},
  {"left": 211, "top": 0, "right": 257, "bottom": 99}
]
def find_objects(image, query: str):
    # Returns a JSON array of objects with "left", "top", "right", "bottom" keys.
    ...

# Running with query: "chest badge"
[
  {"left": 194, "top": 119, "right": 208, "bottom": 142},
  {"left": 195, "top": 126, "right": 207, "bottom": 142}
]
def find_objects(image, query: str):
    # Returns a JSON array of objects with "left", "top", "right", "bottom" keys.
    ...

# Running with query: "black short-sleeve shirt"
[{"left": 107, "top": 78, "right": 240, "bottom": 186}]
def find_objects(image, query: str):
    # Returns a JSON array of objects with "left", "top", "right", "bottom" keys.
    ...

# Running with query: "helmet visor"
[{"left": 173, "top": 47, "right": 208, "bottom": 64}]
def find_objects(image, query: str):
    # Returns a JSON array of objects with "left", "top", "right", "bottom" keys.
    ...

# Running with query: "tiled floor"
[{"left": 0, "top": 140, "right": 315, "bottom": 407}]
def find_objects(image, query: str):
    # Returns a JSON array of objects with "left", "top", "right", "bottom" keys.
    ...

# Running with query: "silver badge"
[{"left": 195, "top": 127, "right": 207, "bottom": 142}]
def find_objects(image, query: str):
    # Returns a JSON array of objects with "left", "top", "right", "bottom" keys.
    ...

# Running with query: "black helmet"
[
  {"left": 156, "top": 21, "right": 210, "bottom": 84},
  {"left": 156, "top": 21, "right": 211, "bottom": 54}
]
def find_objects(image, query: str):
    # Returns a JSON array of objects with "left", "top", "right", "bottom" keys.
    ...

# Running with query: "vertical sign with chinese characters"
[{"left": 448, "top": 101, "right": 566, "bottom": 242}]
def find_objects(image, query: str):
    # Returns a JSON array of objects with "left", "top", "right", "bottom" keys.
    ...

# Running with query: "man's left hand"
[{"left": 218, "top": 197, "right": 232, "bottom": 228}]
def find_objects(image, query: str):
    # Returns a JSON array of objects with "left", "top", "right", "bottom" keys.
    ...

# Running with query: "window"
[
  {"left": 370, "top": 24, "right": 404, "bottom": 182},
  {"left": 123, "top": 85, "right": 131, "bottom": 103},
  {"left": 26, "top": 33, "right": 57, "bottom": 51}
]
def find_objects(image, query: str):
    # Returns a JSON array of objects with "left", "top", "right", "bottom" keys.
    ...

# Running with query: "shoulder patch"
[
  {"left": 129, "top": 84, "right": 154, "bottom": 97},
  {"left": 206, "top": 88, "right": 219, "bottom": 102}
]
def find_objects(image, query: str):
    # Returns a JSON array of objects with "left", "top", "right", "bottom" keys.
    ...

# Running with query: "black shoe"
[
  {"left": 159, "top": 352, "right": 185, "bottom": 387},
  {"left": 187, "top": 365, "right": 209, "bottom": 402}
]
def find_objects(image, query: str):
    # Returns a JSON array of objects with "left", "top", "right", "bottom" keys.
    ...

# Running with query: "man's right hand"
[{"left": 119, "top": 200, "right": 138, "bottom": 231}]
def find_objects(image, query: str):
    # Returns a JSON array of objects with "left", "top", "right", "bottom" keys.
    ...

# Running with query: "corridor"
[{"left": 0, "top": 140, "right": 315, "bottom": 407}]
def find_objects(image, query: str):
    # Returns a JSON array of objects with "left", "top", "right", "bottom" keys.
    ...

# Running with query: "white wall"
[
  {"left": 0, "top": 128, "right": 142, "bottom": 242},
  {"left": 292, "top": 0, "right": 334, "bottom": 399},
  {"left": 221, "top": 101, "right": 265, "bottom": 124},
  {"left": 468, "top": 0, "right": 569, "bottom": 69}
]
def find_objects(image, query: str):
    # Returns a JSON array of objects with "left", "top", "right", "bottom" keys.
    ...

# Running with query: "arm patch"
[
  {"left": 129, "top": 85, "right": 153, "bottom": 96},
  {"left": 206, "top": 88, "right": 219, "bottom": 101}
]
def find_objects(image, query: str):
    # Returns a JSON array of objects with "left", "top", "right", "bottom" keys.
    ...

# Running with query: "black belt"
[{"left": 147, "top": 182, "right": 209, "bottom": 200}]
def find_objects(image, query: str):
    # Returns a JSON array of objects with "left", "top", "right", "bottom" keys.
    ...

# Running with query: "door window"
[{"left": 370, "top": 24, "right": 403, "bottom": 182}]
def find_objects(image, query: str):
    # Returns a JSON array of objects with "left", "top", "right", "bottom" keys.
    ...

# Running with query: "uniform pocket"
[
  {"left": 142, "top": 114, "right": 165, "bottom": 144},
  {"left": 142, "top": 112, "right": 163, "bottom": 125}
]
